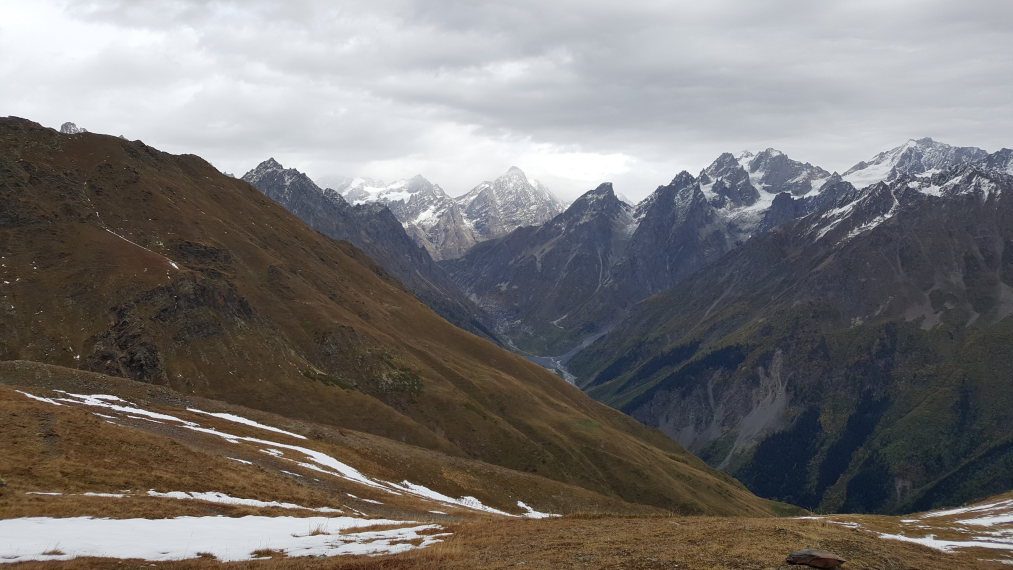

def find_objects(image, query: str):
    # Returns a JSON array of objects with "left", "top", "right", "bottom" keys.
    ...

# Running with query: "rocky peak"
[
  {"left": 505, "top": 165, "right": 527, "bottom": 178},
  {"left": 700, "top": 154, "right": 758, "bottom": 209},
  {"left": 927, "top": 163, "right": 1012, "bottom": 200},
  {"left": 456, "top": 166, "right": 563, "bottom": 241},
  {"left": 746, "top": 148, "right": 785, "bottom": 169},
  {"left": 59, "top": 122, "right": 86, "bottom": 134},
  {"left": 247, "top": 157, "right": 283, "bottom": 177},
  {"left": 704, "top": 153, "right": 742, "bottom": 175},
  {"left": 561, "top": 183, "right": 629, "bottom": 223},
  {"left": 985, "top": 148, "right": 1013, "bottom": 175},
  {"left": 669, "top": 170, "right": 698, "bottom": 189},
  {"left": 241, "top": 159, "right": 336, "bottom": 208},
  {"left": 581, "top": 182, "right": 617, "bottom": 201},
  {"left": 745, "top": 149, "right": 831, "bottom": 197}
]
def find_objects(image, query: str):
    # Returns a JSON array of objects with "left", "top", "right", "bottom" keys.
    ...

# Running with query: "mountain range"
[
  {"left": 332, "top": 166, "right": 563, "bottom": 260},
  {"left": 244, "top": 133, "right": 1013, "bottom": 517},
  {"left": 442, "top": 147, "right": 847, "bottom": 354},
  {"left": 567, "top": 144, "right": 1013, "bottom": 514},
  {"left": 431, "top": 135, "right": 1013, "bottom": 515}
]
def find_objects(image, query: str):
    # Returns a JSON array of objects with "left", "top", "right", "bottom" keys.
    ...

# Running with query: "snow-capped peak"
[
  {"left": 842, "top": 138, "right": 989, "bottom": 189},
  {"left": 735, "top": 150, "right": 755, "bottom": 165},
  {"left": 756, "top": 148, "right": 785, "bottom": 159},
  {"left": 907, "top": 164, "right": 1010, "bottom": 200},
  {"left": 503, "top": 165, "right": 546, "bottom": 191},
  {"left": 455, "top": 167, "right": 564, "bottom": 241}
]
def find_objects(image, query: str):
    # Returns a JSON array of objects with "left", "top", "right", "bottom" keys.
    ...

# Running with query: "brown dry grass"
[
  {"left": 3, "top": 516, "right": 1002, "bottom": 570},
  {"left": 0, "top": 384, "right": 358, "bottom": 519},
  {"left": 0, "top": 377, "right": 680, "bottom": 521}
]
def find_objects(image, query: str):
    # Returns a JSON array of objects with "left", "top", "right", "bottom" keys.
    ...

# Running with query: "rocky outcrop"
[{"left": 786, "top": 549, "right": 846, "bottom": 568}]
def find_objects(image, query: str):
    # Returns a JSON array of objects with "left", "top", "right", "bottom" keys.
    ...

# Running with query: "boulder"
[{"left": 786, "top": 548, "right": 846, "bottom": 568}]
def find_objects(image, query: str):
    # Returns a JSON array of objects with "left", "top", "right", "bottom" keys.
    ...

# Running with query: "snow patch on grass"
[
  {"left": 13, "top": 389, "right": 557, "bottom": 520},
  {"left": 186, "top": 408, "right": 306, "bottom": 440},
  {"left": 517, "top": 501, "right": 560, "bottom": 519},
  {"left": 0, "top": 516, "right": 446, "bottom": 563},
  {"left": 146, "top": 490, "right": 341, "bottom": 513},
  {"left": 385, "top": 480, "right": 513, "bottom": 516}
]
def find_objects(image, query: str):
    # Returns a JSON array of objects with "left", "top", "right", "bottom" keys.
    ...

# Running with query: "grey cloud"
[{"left": 5, "top": 0, "right": 1013, "bottom": 200}]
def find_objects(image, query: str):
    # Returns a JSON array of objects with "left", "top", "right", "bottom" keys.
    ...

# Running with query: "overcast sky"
[{"left": 3, "top": 0, "right": 1012, "bottom": 201}]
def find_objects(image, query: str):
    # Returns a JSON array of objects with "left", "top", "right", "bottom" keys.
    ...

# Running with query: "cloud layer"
[{"left": 3, "top": 0, "right": 1012, "bottom": 200}]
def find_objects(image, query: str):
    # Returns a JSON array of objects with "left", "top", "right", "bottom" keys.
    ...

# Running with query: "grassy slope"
[
  {"left": 0, "top": 365, "right": 673, "bottom": 520},
  {"left": 0, "top": 118, "right": 772, "bottom": 516},
  {"left": 0, "top": 377, "right": 998, "bottom": 570}
]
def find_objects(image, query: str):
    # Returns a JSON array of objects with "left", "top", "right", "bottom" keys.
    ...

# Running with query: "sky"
[{"left": 2, "top": 0, "right": 1012, "bottom": 202}]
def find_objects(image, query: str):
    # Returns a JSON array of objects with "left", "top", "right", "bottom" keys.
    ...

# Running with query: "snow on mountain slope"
[
  {"left": 455, "top": 166, "right": 563, "bottom": 241},
  {"left": 694, "top": 148, "right": 832, "bottom": 239},
  {"left": 842, "top": 138, "right": 989, "bottom": 188},
  {"left": 338, "top": 175, "right": 455, "bottom": 226},
  {"left": 808, "top": 164, "right": 1013, "bottom": 245}
]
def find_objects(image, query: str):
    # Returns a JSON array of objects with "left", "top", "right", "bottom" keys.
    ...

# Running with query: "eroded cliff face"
[{"left": 630, "top": 348, "right": 792, "bottom": 469}]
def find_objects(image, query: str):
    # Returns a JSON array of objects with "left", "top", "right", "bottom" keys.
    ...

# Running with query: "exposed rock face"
[
  {"left": 242, "top": 159, "right": 499, "bottom": 342},
  {"left": 700, "top": 152, "right": 759, "bottom": 209},
  {"left": 335, "top": 174, "right": 470, "bottom": 259},
  {"left": 59, "top": 122, "right": 86, "bottom": 134},
  {"left": 570, "top": 164, "right": 1013, "bottom": 514},
  {"left": 444, "top": 170, "right": 749, "bottom": 354},
  {"left": 415, "top": 203, "right": 480, "bottom": 260},
  {"left": 699, "top": 149, "right": 833, "bottom": 242},
  {"left": 984, "top": 147, "right": 1013, "bottom": 174},
  {"left": 619, "top": 172, "right": 734, "bottom": 299},
  {"left": 744, "top": 148, "right": 832, "bottom": 196}
]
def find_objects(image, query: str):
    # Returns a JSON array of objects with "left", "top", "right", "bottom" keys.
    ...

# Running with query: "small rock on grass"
[{"left": 786, "top": 548, "right": 846, "bottom": 568}]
